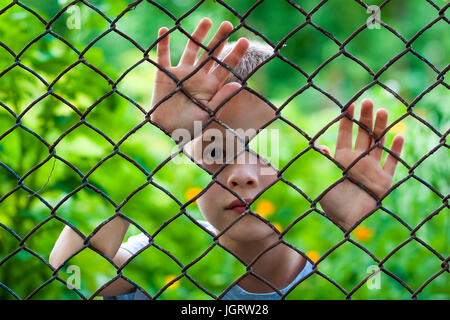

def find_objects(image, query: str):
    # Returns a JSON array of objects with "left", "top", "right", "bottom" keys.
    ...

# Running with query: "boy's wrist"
[{"left": 323, "top": 208, "right": 354, "bottom": 233}]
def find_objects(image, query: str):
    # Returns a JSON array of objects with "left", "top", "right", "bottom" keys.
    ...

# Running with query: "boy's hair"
[{"left": 214, "top": 39, "right": 274, "bottom": 84}]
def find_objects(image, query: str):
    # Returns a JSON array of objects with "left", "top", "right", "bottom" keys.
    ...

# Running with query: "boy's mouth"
[{"left": 225, "top": 198, "right": 253, "bottom": 214}]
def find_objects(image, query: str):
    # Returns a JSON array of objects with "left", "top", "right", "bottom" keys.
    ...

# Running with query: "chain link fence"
[{"left": 0, "top": 0, "right": 448, "bottom": 300}]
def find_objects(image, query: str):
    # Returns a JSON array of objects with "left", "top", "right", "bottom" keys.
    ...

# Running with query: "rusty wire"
[{"left": 0, "top": 0, "right": 448, "bottom": 300}]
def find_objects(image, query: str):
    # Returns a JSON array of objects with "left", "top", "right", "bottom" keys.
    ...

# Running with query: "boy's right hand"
[{"left": 150, "top": 18, "right": 250, "bottom": 138}]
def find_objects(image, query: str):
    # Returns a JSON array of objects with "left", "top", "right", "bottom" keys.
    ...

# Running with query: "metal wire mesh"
[{"left": 0, "top": 0, "right": 448, "bottom": 300}]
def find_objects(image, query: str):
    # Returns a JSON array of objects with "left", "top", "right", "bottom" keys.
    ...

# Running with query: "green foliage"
[{"left": 0, "top": 0, "right": 448, "bottom": 300}]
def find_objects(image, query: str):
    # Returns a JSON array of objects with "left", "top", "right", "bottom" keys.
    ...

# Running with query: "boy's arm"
[
  {"left": 49, "top": 216, "right": 130, "bottom": 268},
  {"left": 49, "top": 224, "right": 84, "bottom": 268},
  {"left": 318, "top": 99, "right": 404, "bottom": 232},
  {"left": 150, "top": 18, "right": 249, "bottom": 138},
  {"left": 49, "top": 216, "right": 136, "bottom": 296}
]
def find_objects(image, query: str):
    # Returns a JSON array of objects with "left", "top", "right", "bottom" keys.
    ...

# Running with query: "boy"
[{"left": 49, "top": 18, "right": 405, "bottom": 300}]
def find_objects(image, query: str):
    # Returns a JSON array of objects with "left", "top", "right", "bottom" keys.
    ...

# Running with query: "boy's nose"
[{"left": 226, "top": 164, "right": 258, "bottom": 189}]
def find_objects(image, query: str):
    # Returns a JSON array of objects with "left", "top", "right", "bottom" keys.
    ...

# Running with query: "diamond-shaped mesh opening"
[
  {"left": 317, "top": 240, "right": 380, "bottom": 292},
  {"left": 18, "top": 33, "right": 80, "bottom": 83},
  {"left": 411, "top": 271, "right": 449, "bottom": 300},
  {"left": 414, "top": 206, "right": 449, "bottom": 257},
  {"left": 0, "top": 127, "right": 48, "bottom": 177},
  {"left": 0, "top": 249, "right": 53, "bottom": 300},
  {"left": 283, "top": 148, "right": 343, "bottom": 200},
  {"left": 253, "top": 53, "right": 309, "bottom": 100},
  {"left": 87, "top": 154, "right": 148, "bottom": 204},
  {"left": 120, "top": 242, "right": 183, "bottom": 297},
  {"left": 120, "top": 183, "right": 181, "bottom": 235},
  {"left": 245, "top": 0, "right": 306, "bottom": 44},
  {"left": 18, "top": 0, "right": 61, "bottom": 22},
  {"left": 50, "top": 2, "right": 111, "bottom": 52},
  {"left": 408, "top": 84, "right": 449, "bottom": 134},
  {"left": 0, "top": 66, "right": 48, "bottom": 114},
  {"left": 0, "top": 0, "right": 447, "bottom": 300},
  {"left": 151, "top": 154, "right": 212, "bottom": 205},
  {"left": 114, "top": 0, "right": 175, "bottom": 49},
  {"left": 151, "top": 214, "right": 214, "bottom": 266},
  {"left": 411, "top": 20, "right": 450, "bottom": 71},
  {"left": 115, "top": 56, "right": 156, "bottom": 110},
  {"left": 155, "top": 274, "right": 215, "bottom": 300},
  {"left": 285, "top": 272, "right": 346, "bottom": 299},
  {"left": 382, "top": 176, "right": 445, "bottom": 227},
  {"left": 20, "top": 94, "right": 80, "bottom": 142},
  {"left": 54, "top": 187, "right": 117, "bottom": 236},
  {"left": 184, "top": 244, "right": 246, "bottom": 298},
  {"left": 283, "top": 208, "right": 343, "bottom": 259},
  {"left": 52, "top": 63, "right": 113, "bottom": 112},
  {"left": 281, "top": 23, "right": 340, "bottom": 75},
  {"left": 53, "top": 123, "right": 112, "bottom": 174},
  {"left": 58, "top": 246, "right": 119, "bottom": 299},
  {"left": 279, "top": 87, "right": 342, "bottom": 134},
  {"left": 382, "top": 0, "right": 443, "bottom": 39},
  {"left": 0, "top": 191, "right": 51, "bottom": 240},
  {"left": 382, "top": 239, "right": 445, "bottom": 293},
  {"left": 349, "top": 270, "right": 414, "bottom": 300},
  {"left": 378, "top": 53, "right": 444, "bottom": 103},
  {"left": 83, "top": 31, "right": 145, "bottom": 79},
  {"left": 0, "top": 3, "right": 45, "bottom": 53},
  {"left": 20, "top": 156, "right": 83, "bottom": 207},
  {"left": 26, "top": 278, "right": 84, "bottom": 300},
  {"left": 345, "top": 26, "right": 406, "bottom": 72},
  {"left": 349, "top": 208, "right": 411, "bottom": 258},
  {"left": 117, "top": 122, "right": 177, "bottom": 172},
  {"left": 22, "top": 218, "right": 67, "bottom": 261},
  {"left": 314, "top": 54, "right": 375, "bottom": 103},
  {"left": 308, "top": 1, "right": 373, "bottom": 43}
]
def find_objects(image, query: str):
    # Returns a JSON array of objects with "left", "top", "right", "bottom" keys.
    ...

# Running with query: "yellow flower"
[
  {"left": 255, "top": 199, "right": 275, "bottom": 218},
  {"left": 272, "top": 223, "right": 283, "bottom": 232},
  {"left": 164, "top": 275, "right": 180, "bottom": 290},
  {"left": 306, "top": 250, "right": 320, "bottom": 263},
  {"left": 185, "top": 187, "right": 202, "bottom": 203},
  {"left": 354, "top": 226, "right": 374, "bottom": 241},
  {"left": 391, "top": 122, "right": 406, "bottom": 135}
]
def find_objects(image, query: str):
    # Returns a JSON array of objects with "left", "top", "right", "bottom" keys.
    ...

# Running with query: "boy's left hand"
[{"left": 318, "top": 99, "right": 405, "bottom": 232}]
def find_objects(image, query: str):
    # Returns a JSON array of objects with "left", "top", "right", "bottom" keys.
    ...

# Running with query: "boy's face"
[{"left": 184, "top": 89, "right": 278, "bottom": 242}]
